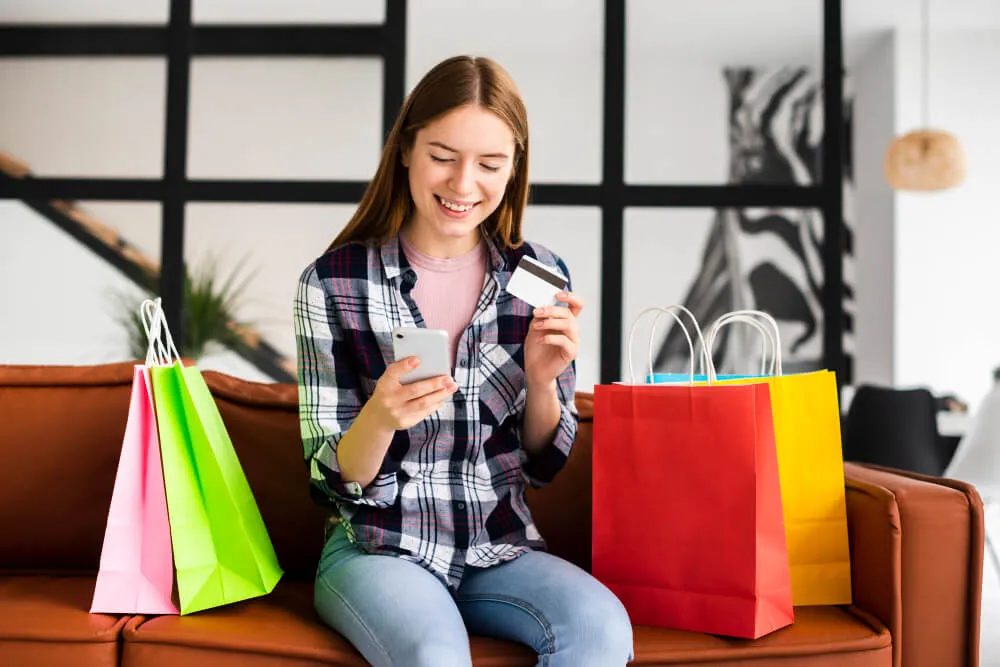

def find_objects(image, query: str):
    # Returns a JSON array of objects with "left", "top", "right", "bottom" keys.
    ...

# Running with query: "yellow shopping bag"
[{"left": 706, "top": 311, "right": 851, "bottom": 606}]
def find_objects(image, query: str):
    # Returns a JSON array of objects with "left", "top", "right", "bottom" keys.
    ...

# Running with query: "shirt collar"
[{"left": 379, "top": 234, "right": 408, "bottom": 282}]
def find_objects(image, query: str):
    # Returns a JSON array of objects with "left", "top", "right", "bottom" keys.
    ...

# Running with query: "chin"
[
  {"left": 438, "top": 221, "right": 483, "bottom": 239},
  {"left": 434, "top": 211, "right": 489, "bottom": 233}
]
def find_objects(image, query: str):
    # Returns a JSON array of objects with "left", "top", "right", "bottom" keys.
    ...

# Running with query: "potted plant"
[{"left": 116, "top": 254, "right": 257, "bottom": 361}]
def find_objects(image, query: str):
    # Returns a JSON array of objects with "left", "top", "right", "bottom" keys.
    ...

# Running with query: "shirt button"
[
  {"left": 459, "top": 359, "right": 468, "bottom": 368},
  {"left": 457, "top": 502, "right": 466, "bottom": 510}
]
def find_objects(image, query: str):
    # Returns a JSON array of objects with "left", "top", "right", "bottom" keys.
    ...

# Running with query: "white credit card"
[{"left": 505, "top": 255, "right": 568, "bottom": 308}]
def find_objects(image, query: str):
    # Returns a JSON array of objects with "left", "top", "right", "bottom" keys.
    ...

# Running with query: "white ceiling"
[{"left": 0, "top": 0, "right": 998, "bottom": 66}]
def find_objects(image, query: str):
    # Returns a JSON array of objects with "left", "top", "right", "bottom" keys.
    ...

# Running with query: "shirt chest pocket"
[{"left": 477, "top": 342, "right": 526, "bottom": 429}]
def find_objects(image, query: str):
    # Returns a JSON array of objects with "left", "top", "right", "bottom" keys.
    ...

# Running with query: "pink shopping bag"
[{"left": 90, "top": 365, "right": 178, "bottom": 614}]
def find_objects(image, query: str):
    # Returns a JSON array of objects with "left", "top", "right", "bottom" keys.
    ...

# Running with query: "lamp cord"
[{"left": 922, "top": 0, "right": 930, "bottom": 128}]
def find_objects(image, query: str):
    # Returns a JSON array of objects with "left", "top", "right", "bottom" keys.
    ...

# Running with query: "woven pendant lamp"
[{"left": 884, "top": 0, "right": 966, "bottom": 191}]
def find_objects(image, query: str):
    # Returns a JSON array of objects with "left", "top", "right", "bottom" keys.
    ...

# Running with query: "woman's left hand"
[{"left": 524, "top": 291, "right": 584, "bottom": 388}]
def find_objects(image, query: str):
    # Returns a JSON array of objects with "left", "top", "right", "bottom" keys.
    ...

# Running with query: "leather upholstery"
[
  {"left": 0, "top": 362, "right": 983, "bottom": 666},
  {"left": 846, "top": 463, "right": 985, "bottom": 667},
  {"left": 0, "top": 575, "right": 128, "bottom": 667}
]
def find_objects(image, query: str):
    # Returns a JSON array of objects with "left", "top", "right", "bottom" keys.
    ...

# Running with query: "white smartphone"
[{"left": 391, "top": 327, "right": 452, "bottom": 385}]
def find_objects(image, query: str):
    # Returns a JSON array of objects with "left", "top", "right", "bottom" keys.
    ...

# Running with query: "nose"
[{"left": 448, "top": 160, "right": 476, "bottom": 197}]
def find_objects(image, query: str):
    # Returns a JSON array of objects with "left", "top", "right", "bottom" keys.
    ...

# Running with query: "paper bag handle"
[
  {"left": 706, "top": 310, "right": 782, "bottom": 381},
  {"left": 140, "top": 298, "right": 181, "bottom": 367},
  {"left": 708, "top": 315, "right": 775, "bottom": 376},
  {"left": 626, "top": 305, "right": 708, "bottom": 385}
]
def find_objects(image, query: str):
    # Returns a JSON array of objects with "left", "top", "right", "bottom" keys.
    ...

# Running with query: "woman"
[{"left": 294, "top": 55, "right": 633, "bottom": 667}]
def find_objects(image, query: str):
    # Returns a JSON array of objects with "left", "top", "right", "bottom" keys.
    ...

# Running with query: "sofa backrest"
[
  {"left": 0, "top": 363, "right": 135, "bottom": 575},
  {"left": 0, "top": 362, "right": 595, "bottom": 580}
]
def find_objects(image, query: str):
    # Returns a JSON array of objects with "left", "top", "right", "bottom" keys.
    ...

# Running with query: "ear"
[{"left": 401, "top": 145, "right": 411, "bottom": 168}]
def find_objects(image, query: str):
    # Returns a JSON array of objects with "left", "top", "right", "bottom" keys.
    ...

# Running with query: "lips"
[{"left": 435, "top": 195, "right": 479, "bottom": 213}]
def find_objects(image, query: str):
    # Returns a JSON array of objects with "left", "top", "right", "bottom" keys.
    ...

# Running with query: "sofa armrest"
[{"left": 845, "top": 462, "right": 984, "bottom": 667}]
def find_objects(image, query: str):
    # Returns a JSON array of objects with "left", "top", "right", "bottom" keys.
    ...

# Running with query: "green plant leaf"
[{"left": 113, "top": 253, "right": 259, "bottom": 362}]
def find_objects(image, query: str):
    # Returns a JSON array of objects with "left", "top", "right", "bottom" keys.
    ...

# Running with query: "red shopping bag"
[{"left": 592, "top": 382, "right": 793, "bottom": 639}]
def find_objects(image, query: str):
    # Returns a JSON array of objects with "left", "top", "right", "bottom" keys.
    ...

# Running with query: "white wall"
[
  {"left": 0, "top": 200, "right": 143, "bottom": 364},
  {"left": 851, "top": 31, "right": 896, "bottom": 386},
  {"left": 893, "top": 28, "right": 1000, "bottom": 411},
  {"left": 187, "top": 59, "right": 382, "bottom": 181},
  {"left": 0, "top": 59, "right": 166, "bottom": 178}
]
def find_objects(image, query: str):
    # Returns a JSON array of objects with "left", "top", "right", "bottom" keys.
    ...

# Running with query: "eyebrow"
[{"left": 428, "top": 141, "right": 509, "bottom": 160}]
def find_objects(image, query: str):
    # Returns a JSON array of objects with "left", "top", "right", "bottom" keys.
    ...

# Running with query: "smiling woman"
[
  {"left": 325, "top": 55, "right": 530, "bottom": 255},
  {"left": 294, "top": 55, "right": 633, "bottom": 667},
  {"left": 401, "top": 105, "right": 517, "bottom": 257}
]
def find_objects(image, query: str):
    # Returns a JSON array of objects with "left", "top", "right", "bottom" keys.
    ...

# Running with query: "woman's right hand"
[{"left": 365, "top": 357, "right": 458, "bottom": 431}]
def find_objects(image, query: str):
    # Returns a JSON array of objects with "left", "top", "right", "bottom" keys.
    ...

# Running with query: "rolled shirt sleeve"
[
  {"left": 294, "top": 264, "right": 398, "bottom": 508},
  {"left": 520, "top": 355, "right": 580, "bottom": 489}
]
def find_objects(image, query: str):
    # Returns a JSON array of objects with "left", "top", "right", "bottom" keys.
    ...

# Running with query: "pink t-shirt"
[{"left": 399, "top": 234, "right": 487, "bottom": 369}]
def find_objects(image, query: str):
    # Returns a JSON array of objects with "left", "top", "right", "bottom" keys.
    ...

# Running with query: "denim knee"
[{"left": 563, "top": 594, "right": 634, "bottom": 664}]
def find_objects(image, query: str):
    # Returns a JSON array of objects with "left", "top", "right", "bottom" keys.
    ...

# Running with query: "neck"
[{"left": 401, "top": 221, "right": 480, "bottom": 259}]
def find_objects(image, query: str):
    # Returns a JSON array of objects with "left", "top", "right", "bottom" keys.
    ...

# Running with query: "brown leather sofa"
[{"left": 0, "top": 362, "right": 985, "bottom": 667}]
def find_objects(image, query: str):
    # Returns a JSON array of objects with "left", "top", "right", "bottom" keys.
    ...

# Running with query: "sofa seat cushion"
[
  {"left": 122, "top": 581, "right": 891, "bottom": 667},
  {"left": 0, "top": 575, "right": 128, "bottom": 667},
  {"left": 631, "top": 606, "right": 891, "bottom": 666},
  {"left": 121, "top": 580, "right": 538, "bottom": 667}
]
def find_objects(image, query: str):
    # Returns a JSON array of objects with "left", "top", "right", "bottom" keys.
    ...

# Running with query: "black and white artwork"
[{"left": 650, "top": 67, "right": 855, "bottom": 379}]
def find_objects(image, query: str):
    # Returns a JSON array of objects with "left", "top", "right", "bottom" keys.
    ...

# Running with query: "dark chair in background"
[{"left": 843, "top": 385, "right": 946, "bottom": 476}]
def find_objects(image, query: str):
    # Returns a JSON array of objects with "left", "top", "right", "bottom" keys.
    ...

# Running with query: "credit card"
[{"left": 505, "top": 255, "right": 568, "bottom": 308}]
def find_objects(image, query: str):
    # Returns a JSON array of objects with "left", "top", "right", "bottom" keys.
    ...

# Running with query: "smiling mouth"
[{"left": 435, "top": 195, "right": 479, "bottom": 213}]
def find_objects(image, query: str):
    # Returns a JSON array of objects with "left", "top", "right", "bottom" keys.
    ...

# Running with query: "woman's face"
[{"left": 404, "top": 104, "right": 516, "bottom": 254}]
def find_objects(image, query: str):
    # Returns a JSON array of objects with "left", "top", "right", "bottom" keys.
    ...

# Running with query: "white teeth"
[{"left": 439, "top": 197, "right": 474, "bottom": 212}]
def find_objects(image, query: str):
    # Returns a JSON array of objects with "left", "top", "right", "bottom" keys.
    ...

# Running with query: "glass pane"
[
  {"left": 0, "top": 59, "right": 166, "bottom": 178},
  {"left": 0, "top": 200, "right": 162, "bottom": 365},
  {"left": 182, "top": 202, "right": 354, "bottom": 383},
  {"left": 522, "top": 206, "right": 602, "bottom": 392},
  {"left": 187, "top": 58, "right": 382, "bottom": 180},
  {"left": 0, "top": 0, "right": 168, "bottom": 23},
  {"left": 622, "top": 207, "right": 828, "bottom": 381},
  {"left": 626, "top": 0, "right": 824, "bottom": 185},
  {"left": 407, "top": 0, "right": 603, "bottom": 184},
  {"left": 194, "top": 0, "right": 384, "bottom": 24}
]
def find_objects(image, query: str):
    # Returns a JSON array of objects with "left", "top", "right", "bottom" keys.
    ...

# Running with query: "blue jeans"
[{"left": 315, "top": 524, "right": 634, "bottom": 667}]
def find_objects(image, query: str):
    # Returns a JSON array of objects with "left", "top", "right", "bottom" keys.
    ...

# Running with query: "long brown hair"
[{"left": 326, "top": 55, "right": 529, "bottom": 252}]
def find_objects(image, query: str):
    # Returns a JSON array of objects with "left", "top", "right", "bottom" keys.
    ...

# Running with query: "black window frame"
[{"left": 0, "top": 0, "right": 845, "bottom": 385}]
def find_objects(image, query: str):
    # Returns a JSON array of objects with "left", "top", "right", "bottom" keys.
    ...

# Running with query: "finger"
[
  {"left": 540, "top": 334, "right": 577, "bottom": 357},
  {"left": 532, "top": 305, "right": 572, "bottom": 321},
  {"left": 532, "top": 317, "right": 581, "bottom": 343},
  {"left": 556, "top": 291, "right": 584, "bottom": 317},
  {"left": 404, "top": 375, "right": 456, "bottom": 400},
  {"left": 411, "top": 385, "right": 458, "bottom": 414},
  {"left": 532, "top": 316, "right": 573, "bottom": 333},
  {"left": 384, "top": 356, "right": 420, "bottom": 381},
  {"left": 533, "top": 301, "right": 582, "bottom": 321}
]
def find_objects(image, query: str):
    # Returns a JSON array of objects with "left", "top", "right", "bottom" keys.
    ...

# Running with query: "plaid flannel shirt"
[{"left": 294, "top": 234, "right": 579, "bottom": 591}]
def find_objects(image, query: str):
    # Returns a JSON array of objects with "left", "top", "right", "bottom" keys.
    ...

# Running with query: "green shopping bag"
[
  {"left": 143, "top": 298, "right": 282, "bottom": 614},
  {"left": 151, "top": 360, "right": 283, "bottom": 614}
]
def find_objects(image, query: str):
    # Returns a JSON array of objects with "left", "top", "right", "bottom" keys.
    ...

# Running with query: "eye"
[
  {"left": 480, "top": 163, "right": 501, "bottom": 173},
  {"left": 430, "top": 154, "right": 453, "bottom": 164}
]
